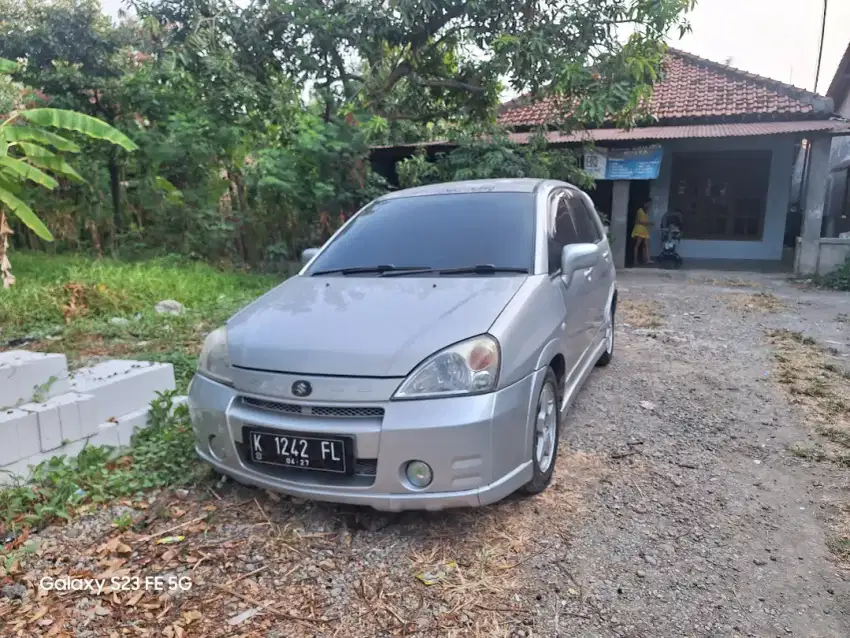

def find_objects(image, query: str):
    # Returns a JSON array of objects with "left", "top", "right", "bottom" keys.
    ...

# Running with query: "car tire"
[
  {"left": 519, "top": 367, "right": 561, "bottom": 496},
  {"left": 596, "top": 298, "right": 615, "bottom": 367}
]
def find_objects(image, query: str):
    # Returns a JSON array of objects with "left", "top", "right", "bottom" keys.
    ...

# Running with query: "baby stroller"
[{"left": 657, "top": 211, "right": 683, "bottom": 269}]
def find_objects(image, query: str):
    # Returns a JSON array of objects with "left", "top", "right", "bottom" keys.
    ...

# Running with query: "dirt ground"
[{"left": 2, "top": 269, "right": 849, "bottom": 638}]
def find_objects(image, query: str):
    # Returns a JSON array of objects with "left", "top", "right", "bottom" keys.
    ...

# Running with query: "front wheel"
[
  {"left": 596, "top": 298, "right": 615, "bottom": 367},
  {"left": 519, "top": 368, "right": 560, "bottom": 495}
]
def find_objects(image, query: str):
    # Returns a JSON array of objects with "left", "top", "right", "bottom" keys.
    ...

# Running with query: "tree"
[
  {"left": 135, "top": 0, "right": 694, "bottom": 130},
  {"left": 0, "top": 57, "right": 137, "bottom": 287},
  {"left": 0, "top": 0, "right": 145, "bottom": 228}
]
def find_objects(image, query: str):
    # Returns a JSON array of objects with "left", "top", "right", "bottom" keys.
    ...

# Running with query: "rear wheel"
[
  {"left": 596, "top": 298, "right": 615, "bottom": 367},
  {"left": 520, "top": 368, "right": 560, "bottom": 495}
]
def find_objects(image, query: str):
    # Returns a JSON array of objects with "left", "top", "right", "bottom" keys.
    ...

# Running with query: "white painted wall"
[{"left": 647, "top": 135, "right": 797, "bottom": 261}]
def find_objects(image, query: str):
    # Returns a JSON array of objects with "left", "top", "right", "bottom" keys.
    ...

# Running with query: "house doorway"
[
  {"left": 627, "top": 180, "right": 652, "bottom": 267},
  {"left": 586, "top": 180, "right": 613, "bottom": 225}
]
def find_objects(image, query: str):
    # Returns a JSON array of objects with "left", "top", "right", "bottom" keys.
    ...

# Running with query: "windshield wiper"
[
  {"left": 311, "top": 265, "right": 429, "bottom": 276},
  {"left": 382, "top": 264, "right": 529, "bottom": 277}
]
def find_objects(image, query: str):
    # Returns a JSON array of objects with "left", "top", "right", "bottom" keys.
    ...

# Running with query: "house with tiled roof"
[{"left": 374, "top": 48, "right": 850, "bottom": 271}]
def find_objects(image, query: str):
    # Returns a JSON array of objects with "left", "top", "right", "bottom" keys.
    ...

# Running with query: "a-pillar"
[
  {"left": 796, "top": 136, "right": 831, "bottom": 275},
  {"left": 610, "top": 180, "right": 630, "bottom": 269}
]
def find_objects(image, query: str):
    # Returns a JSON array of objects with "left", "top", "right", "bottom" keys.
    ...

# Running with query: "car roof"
[{"left": 377, "top": 178, "right": 565, "bottom": 201}]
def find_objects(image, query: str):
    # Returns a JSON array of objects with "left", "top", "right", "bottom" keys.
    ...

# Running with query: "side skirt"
[{"left": 559, "top": 337, "right": 607, "bottom": 417}]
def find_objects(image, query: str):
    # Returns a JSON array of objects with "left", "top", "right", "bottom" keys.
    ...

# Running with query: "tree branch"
[
  {"left": 385, "top": 4, "right": 467, "bottom": 91},
  {"left": 413, "top": 77, "right": 487, "bottom": 93}
]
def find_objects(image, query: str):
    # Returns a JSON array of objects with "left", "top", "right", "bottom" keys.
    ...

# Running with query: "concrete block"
[
  {"left": 1, "top": 409, "right": 26, "bottom": 465},
  {"left": 111, "top": 408, "right": 150, "bottom": 447},
  {"left": 0, "top": 451, "right": 50, "bottom": 485},
  {"left": 88, "top": 422, "right": 121, "bottom": 449},
  {"left": 18, "top": 400, "right": 63, "bottom": 452},
  {"left": 69, "top": 361, "right": 176, "bottom": 425},
  {"left": 0, "top": 407, "right": 40, "bottom": 464},
  {"left": 0, "top": 351, "right": 70, "bottom": 409}
]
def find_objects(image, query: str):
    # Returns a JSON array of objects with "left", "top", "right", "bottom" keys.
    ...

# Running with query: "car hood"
[{"left": 227, "top": 275, "right": 524, "bottom": 377}]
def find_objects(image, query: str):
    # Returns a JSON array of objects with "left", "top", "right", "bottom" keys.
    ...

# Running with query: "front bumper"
[{"left": 187, "top": 370, "right": 540, "bottom": 511}]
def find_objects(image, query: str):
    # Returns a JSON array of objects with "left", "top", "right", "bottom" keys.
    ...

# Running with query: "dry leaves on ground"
[
  {"left": 766, "top": 328, "right": 850, "bottom": 564},
  {"left": 720, "top": 292, "right": 784, "bottom": 315},
  {"left": 619, "top": 299, "right": 663, "bottom": 329},
  {"left": 689, "top": 277, "right": 761, "bottom": 289},
  {"left": 0, "top": 452, "right": 606, "bottom": 638}
]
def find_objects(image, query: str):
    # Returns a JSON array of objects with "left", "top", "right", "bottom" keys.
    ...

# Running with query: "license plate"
[{"left": 244, "top": 428, "right": 350, "bottom": 474}]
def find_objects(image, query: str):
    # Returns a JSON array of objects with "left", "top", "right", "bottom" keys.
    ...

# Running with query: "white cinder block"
[
  {"left": 0, "top": 452, "right": 48, "bottom": 485},
  {"left": 69, "top": 361, "right": 175, "bottom": 424},
  {"left": 114, "top": 408, "right": 150, "bottom": 447},
  {"left": 0, "top": 410, "right": 26, "bottom": 466},
  {"left": 88, "top": 422, "right": 121, "bottom": 449},
  {"left": 0, "top": 350, "right": 70, "bottom": 408},
  {"left": 33, "top": 392, "right": 96, "bottom": 444},
  {"left": 0, "top": 407, "right": 41, "bottom": 462},
  {"left": 18, "top": 401, "right": 63, "bottom": 452},
  {"left": 77, "top": 393, "right": 99, "bottom": 438}
]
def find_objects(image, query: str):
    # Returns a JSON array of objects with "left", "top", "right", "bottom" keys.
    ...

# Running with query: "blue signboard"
[
  {"left": 605, "top": 146, "right": 664, "bottom": 180},
  {"left": 584, "top": 146, "right": 664, "bottom": 180}
]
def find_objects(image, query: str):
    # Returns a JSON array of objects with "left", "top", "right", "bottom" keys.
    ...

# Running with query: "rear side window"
[
  {"left": 568, "top": 194, "right": 602, "bottom": 243},
  {"left": 548, "top": 194, "right": 580, "bottom": 273},
  {"left": 307, "top": 192, "right": 536, "bottom": 273}
]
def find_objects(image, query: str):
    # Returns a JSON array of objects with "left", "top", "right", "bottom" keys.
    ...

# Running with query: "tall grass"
[
  {"left": 0, "top": 252, "right": 279, "bottom": 330},
  {"left": 0, "top": 253, "right": 280, "bottom": 390}
]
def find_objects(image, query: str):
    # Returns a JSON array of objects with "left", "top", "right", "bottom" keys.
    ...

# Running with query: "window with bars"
[{"left": 669, "top": 151, "right": 772, "bottom": 241}]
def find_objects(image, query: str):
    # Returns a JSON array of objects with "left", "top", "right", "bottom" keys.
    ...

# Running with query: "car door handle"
[
  {"left": 601, "top": 250, "right": 610, "bottom": 260},
  {"left": 583, "top": 268, "right": 593, "bottom": 280}
]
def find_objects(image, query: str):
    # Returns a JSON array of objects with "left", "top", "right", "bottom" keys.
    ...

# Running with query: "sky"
[
  {"left": 674, "top": 0, "right": 849, "bottom": 94},
  {"left": 100, "top": 0, "right": 850, "bottom": 97}
]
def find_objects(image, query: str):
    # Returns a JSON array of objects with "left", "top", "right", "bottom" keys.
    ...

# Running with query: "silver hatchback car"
[{"left": 188, "top": 178, "right": 617, "bottom": 511}]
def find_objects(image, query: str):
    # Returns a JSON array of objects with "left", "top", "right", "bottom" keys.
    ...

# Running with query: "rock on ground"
[{"left": 154, "top": 299, "right": 185, "bottom": 315}]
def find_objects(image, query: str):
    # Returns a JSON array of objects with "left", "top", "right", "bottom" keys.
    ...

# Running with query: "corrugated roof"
[
  {"left": 370, "top": 120, "right": 850, "bottom": 152},
  {"left": 511, "top": 120, "right": 850, "bottom": 142},
  {"left": 498, "top": 49, "right": 834, "bottom": 127}
]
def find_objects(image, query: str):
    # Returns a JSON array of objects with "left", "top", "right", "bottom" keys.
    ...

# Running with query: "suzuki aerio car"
[{"left": 188, "top": 179, "right": 617, "bottom": 511}]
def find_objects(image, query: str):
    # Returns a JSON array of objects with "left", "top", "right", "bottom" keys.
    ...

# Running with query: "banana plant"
[{"left": 0, "top": 56, "right": 137, "bottom": 287}]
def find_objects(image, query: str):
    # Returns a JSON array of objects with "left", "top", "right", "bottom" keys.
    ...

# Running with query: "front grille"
[
  {"left": 354, "top": 459, "right": 378, "bottom": 476},
  {"left": 241, "top": 397, "right": 384, "bottom": 419}
]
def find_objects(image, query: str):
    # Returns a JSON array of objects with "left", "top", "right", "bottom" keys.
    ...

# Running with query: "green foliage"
[
  {"left": 0, "top": 0, "right": 694, "bottom": 266},
  {"left": 398, "top": 129, "right": 594, "bottom": 189},
  {"left": 0, "top": 76, "right": 138, "bottom": 245},
  {"left": 0, "top": 251, "right": 276, "bottom": 330},
  {"left": 0, "top": 392, "right": 205, "bottom": 535},
  {"left": 811, "top": 257, "right": 850, "bottom": 292}
]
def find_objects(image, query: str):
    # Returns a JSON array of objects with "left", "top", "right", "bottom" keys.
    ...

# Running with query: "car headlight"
[
  {"left": 393, "top": 335, "right": 500, "bottom": 399},
  {"left": 197, "top": 326, "right": 233, "bottom": 385}
]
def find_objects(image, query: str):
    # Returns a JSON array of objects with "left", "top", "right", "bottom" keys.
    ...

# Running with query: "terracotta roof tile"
[{"left": 498, "top": 49, "right": 833, "bottom": 127}]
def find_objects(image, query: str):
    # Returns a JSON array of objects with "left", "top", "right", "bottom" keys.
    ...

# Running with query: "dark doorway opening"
[
  {"left": 627, "top": 180, "right": 652, "bottom": 267},
  {"left": 586, "top": 181, "right": 613, "bottom": 223}
]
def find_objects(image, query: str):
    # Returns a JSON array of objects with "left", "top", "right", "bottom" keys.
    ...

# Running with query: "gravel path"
[{"left": 529, "top": 270, "right": 850, "bottom": 638}]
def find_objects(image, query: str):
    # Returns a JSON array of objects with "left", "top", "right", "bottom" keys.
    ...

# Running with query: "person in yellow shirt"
[{"left": 631, "top": 198, "right": 654, "bottom": 265}]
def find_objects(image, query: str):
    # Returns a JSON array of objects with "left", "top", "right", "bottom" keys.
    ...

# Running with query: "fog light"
[
  {"left": 405, "top": 460, "right": 433, "bottom": 488},
  {"left": 208, "top": 434, "right": 227, "bottom": 461}
]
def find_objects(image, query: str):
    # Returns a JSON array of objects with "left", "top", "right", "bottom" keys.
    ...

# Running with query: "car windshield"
[{"left": 306, "top": 192, "right": 535, "bottom": 275}]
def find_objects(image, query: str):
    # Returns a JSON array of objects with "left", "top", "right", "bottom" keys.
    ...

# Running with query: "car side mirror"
[
  {"left": 561, "top": 243, "right": 599, "bottom": 282},
  {"left": 301, "top": 248, "right": 320, "bottom": 267}
]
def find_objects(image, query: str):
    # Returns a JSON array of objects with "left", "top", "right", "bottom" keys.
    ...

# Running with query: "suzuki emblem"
[{"left": 291, "top": 380, "right": 313, "bottom": 398}]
